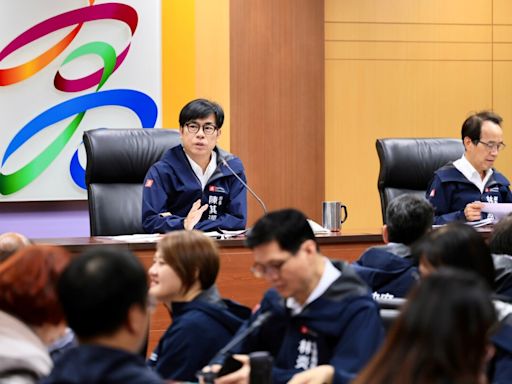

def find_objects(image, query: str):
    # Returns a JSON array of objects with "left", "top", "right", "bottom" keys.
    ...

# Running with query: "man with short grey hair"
[{"left": 352, "top": 194, "right": 434, "bottom": 298}]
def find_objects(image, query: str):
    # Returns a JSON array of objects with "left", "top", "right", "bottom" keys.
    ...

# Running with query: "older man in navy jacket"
[{"left": 426, "top": 111, "right": 512, "bottom": 225}]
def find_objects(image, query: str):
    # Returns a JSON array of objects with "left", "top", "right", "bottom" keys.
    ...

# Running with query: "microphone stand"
[
  {"left": 199, "top": 311, "right": 272, "bottom": 383},
  {"left": 221, "top": 158, "right": 268, "bottom": 214}
]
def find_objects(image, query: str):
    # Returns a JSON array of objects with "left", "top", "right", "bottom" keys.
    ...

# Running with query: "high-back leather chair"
[
  {"left": 376, "top": 138, "right": 464, "bottom": 224},
  {"left": 84, "top": 128, "right": 181, "bottom": 236}
]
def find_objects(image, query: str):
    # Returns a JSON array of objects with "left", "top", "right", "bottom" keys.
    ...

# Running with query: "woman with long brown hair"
[{"left": 353, "top": 269, "right": 497, "bottom": 384}]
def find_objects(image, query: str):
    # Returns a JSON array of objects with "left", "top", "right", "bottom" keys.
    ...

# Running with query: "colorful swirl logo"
[{"left": 0, "top": 1, "right": 158, "bottom": 195}]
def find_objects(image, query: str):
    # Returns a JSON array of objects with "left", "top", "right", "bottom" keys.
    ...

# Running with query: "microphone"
[
  {"left": 212, "top": 311, "right": 272, "bottom": 362},
  {"left": 220, "top": 157, "right": 268, "bottom": 214},
  {"left": 198, "top": 311, "right": 273, "bottom": 383}
]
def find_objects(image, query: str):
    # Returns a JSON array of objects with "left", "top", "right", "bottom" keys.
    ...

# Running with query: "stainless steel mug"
[{"left": 322, "top": 201, "right": 348, "bottom": 232}]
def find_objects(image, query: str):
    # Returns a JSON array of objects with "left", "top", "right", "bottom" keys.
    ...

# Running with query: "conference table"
[{"left": 36, "top": 230, "right": 383, "bottom": 354}]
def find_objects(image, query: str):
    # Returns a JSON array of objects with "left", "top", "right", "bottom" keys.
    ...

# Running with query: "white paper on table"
[
  {"left": 218, "top": 229, "right": 248, "bottom": 237},
  {"left": 481, "top": 203, "right": 512, "bottom": 222},
  {"left": 464, "top": 217, "right": 494, "bottom": 228},
  {"left": 203, "top": 230, "right": 247, "bottom": 239},
  {"left": 98, "top": 234, "right": 163, "bottom": 243},
  {"left": 307, "top": 219, "right": 331, "bottom": 234}
]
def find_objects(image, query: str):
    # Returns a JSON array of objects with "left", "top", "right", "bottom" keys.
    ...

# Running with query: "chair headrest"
[
  {"left": 84, "top": 128, "right": 181, "bottom": 184},
  {"left": 376, "top": 138, "right": 464, "bottom": 191}
]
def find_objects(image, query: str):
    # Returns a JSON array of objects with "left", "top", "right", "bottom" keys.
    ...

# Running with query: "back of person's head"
[
  {"left": 416, "top": 222, "right": 495, "bottom": 289},
  {"left": 461, "top": 110, "right": 503, "bottom": 143},
  {"left": 246, "top": 208, "right": 317, "bottom": 254},
  {"left": 0, "top": 245, "right": 70, "bottom": 326},
  {"left": 354, "top": 268, "right": 496, "bottom": 384},
  {"left": 157, "top": 230, "right": 219, "bottom": 292},
  {"left": 58, "top": 247, "right": 148, "bottom": 339},
  {"left": 490, "top": 214, "right": 512, "bottom": 255},
  {"left": 0, "top": 232, "right": 30, "bottom": 263},
  {"left": 385, "top": 194, "right": 434, "bottom": 245},
  {"left": 179, "top": 98, "right": 224, "bottom": 128}
]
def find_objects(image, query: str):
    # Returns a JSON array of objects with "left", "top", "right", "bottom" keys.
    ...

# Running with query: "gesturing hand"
[{"left": 184, "top": 199, "right": 208, "bottom": 230}]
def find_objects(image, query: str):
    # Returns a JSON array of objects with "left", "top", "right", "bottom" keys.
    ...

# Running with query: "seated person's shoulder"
[
  {"left": 492, "top": 170, "right": 511, "bottom": 186},
  {"left": 434, "top": 162, "right": 466, "bottom": 182},
  {"left": 325, "top": 261, "right": 373, "bottom": 300}
]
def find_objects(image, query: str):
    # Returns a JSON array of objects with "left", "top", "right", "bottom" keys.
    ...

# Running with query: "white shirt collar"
[
  {"left": 286, "top": 257, "right": 341, "bottom": 316},
  {"left": 453, "top": 154, "right": 493, "bottom": 193},
  {"left": 185, "top": 150, "right": 217, "bottom": 190}
]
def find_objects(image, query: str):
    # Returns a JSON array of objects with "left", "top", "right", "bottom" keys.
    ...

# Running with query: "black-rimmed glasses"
[
  {"left": 476, "top": 140, "right": 506, "bottom": 152},
  {"left": 185, "top": 122, "right": 218, "bottom": 135},
  {"left": 251, "top": 256, "right": 293, "bottom": 279}
]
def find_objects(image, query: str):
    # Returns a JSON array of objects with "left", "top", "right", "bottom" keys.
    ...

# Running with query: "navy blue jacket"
[
  {"left": 494, "top": 254, "right": 512, "bottom": 301},
  {"left": 147, "top": 287, "right": 250, "bottom": 382},
  {"left": 142, "top": 145, "right": 247, "bottom": 233},
  {"left": 223, "top": 261, "right": 384, "bottom": 384},
  {"left": 352, "top": 243, "right": 418, "bottom": 298},
  {"left": 426, "top": 163, "right": 512, "bottom": 225},
  {"left": 40, "top": 345, "right": 163, "bottom": 384},
  {"left": 491, "top": 311, "right": 512, "bottom": 383}
]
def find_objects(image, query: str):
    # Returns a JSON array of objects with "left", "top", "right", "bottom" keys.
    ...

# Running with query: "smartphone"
[{"left": 216, "top": 355, "right": 244, "bottom": 377}]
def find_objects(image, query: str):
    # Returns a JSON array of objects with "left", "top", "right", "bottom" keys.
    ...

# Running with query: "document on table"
[
  {"left": 464, "top": 217, "right": 494, "bottom": 228},
  {"left": 98, "top": 234, "right": 163, "bottom": 243},
  {"left": 307, "top": 219, "right": 331, "bottom": 234},
  {"left": 203, "top": 229, "right": 247, "bottom": 239}
]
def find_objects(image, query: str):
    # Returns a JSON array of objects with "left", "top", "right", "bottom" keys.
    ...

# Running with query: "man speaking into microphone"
[{"left": 142, "top": 99, "right": 247, "bottom": 233}]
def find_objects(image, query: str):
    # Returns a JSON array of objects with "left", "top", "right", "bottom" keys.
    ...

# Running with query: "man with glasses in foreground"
[
  {"left": 211, "top": 209, "right": 384, "bottom": 384},
  {"left": 427, "top": 110, "right": 512, "bottom": 224},
  {"left": 142, "top": 99, "right": 247, "bottom": 233}
]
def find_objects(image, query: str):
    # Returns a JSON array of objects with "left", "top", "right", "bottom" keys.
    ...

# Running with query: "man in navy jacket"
[
  {"left": 352, "top": 194, "right": 433, "bottom": 298},
  {"left": 426, "top": 111, "right": 512, "bottom": 225},
  {"left": 41, "top": 248, "right": 163, "bottom": 384},
  {"left": 212, "top": 209, "right": 384, "bottom": 384},
  {"left": 142, "top": 99, "right": 247, "bottom": 233}
]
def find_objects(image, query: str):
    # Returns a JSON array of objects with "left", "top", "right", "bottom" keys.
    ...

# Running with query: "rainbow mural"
[{"left": 0, "top": 0, "right": 160, "bottom": 199}]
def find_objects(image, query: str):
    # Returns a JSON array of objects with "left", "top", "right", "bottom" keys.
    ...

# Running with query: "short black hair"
[
  {"left": 58, "top": 247, "right": 148, "bottom": 339},
  {"left": 415, "top": 223, "right": 495, "bottom": 289},
  {"left": 461, "top": 111, "right": 502, "bottom": 143},
  {"left": 179, "top": 99, "right": 225, "bottom": 128},
  {"left": 386, "top": 194, "right": 434, "bottom": 245},
  {"left": 490, "top": 214, "right": 512, "bottom": 255},
  {"left": 246, "top": 208, "right": 317, "bottom": 254}
]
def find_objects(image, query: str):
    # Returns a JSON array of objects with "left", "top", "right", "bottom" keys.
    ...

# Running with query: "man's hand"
[
  {"left": 184, "top": 199, "right": 208, "bottom": 230},
  {"left": 288, "top": 365, "right": 334, "bottom": 384},
  {"left": 215, "top": 355, "right": 250, "bottom": 384},
  {"left": 464, "top": 201, "right": 484, "bottom": 221}
]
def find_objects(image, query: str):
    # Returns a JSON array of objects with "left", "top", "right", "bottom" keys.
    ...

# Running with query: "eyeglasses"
[
  {"left": 251, "top": 256, "right": 292, "bottom": 279},
  {"left": 184, "top": 122, "right": 218, "bottom": 135},
  {"left": 476, "top": 140, "right": 506, "bottom": 152}
]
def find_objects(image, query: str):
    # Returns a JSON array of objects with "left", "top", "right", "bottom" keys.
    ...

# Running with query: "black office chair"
[
  {"left": 84, "top": 128, "right": 181, "bottom": 236},
  {"left": 376, "top": 138, "right": 464, "bottom": 224}
]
